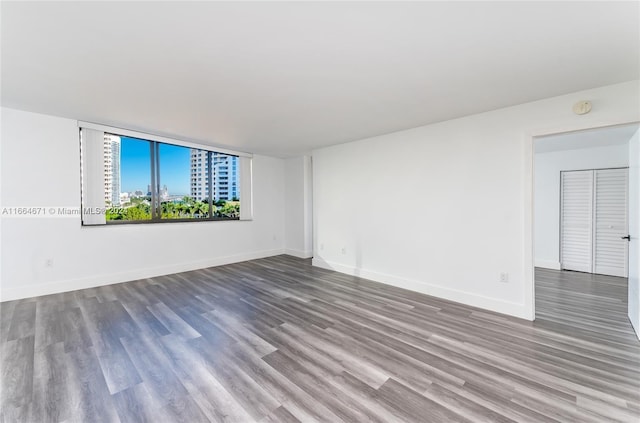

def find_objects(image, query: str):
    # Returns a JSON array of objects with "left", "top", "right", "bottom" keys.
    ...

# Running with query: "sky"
[{"left": 120, "top": 137, "right": 191, "bottom": 195}]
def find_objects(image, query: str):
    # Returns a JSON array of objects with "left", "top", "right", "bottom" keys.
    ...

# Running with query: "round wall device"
[{"left": 572, "top": 100, "right": 592, "bottom": 115}]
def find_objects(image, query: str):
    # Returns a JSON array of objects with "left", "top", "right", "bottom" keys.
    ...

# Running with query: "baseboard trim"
[
  {"left": 1, "top": 248, "right": 285, "bottom": 302},
  {"left": 630, "top": 316, "right": 640, "bottom": 341},
  {"left": 312, "top": 257, "right": 531, "bottom": 320},
  {"left": 534, "top": 260, "right": 561, "bottom": 270},
  {"left": 284, "top": 249, "right": 313, "bottom": 259}
]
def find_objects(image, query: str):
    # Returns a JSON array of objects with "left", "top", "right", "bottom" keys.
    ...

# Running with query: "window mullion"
[
  {"left": 208, "top": 151, "right": 213, "bottom": 218},
  {"left": 154, "top": 142, "right": 161, "bottom": 220},
  {"left": 150, "top": 141, "right": 157, "bottom": 220}
]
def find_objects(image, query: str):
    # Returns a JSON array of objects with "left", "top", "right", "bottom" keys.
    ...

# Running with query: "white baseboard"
[
  {"left": 1, "top": 248, "right": 285, "bottom": 302},
  {"left": 312, "top": 257, "right": 531, "bottom": 320},
  {"left": 534, "top": 260, "right": 561, "bottom": 270},
  {"left": 284, "top": 249, "right": 313, "bottom": 259},
  {"left": 630, "top": 317, "right": 640, "bottom": 341}
]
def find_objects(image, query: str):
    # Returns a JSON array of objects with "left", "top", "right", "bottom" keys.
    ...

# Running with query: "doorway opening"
[{"left": 533, "top": 123, "right": 640, "bottom": 340}]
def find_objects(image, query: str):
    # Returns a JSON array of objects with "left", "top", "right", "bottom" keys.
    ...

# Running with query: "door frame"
[{"left": 525, "top": 120, "right": 639, "bottom": 321}]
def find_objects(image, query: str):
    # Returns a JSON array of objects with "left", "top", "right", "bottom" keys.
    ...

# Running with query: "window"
[
  {"left": 158, "top": 143, "right": 210, "bottom": 220},
  {"left": 80, "top": 125, "right": 251, "bottom": 225},
  {"left": 105, "top": 136, "right": 152, "bottom": 221}
]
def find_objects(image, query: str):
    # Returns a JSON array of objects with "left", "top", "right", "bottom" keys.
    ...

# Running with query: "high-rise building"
[
  {"left": 190, "top": 150, "right": 238, "bottom": 202},
  {"left": 190, "top": 150, "right": 208, "bottom": 201},
  {"left": 160, "top": 185, "right": 169, "bottom": 201},
  {"left": 103, "top": 134, "right": 121, "bottom": 206}
]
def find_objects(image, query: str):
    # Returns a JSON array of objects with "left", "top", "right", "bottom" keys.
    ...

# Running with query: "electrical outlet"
[
  {"left": 341, "top": 247, "right": 346, "bottom": 255},
  {"left": 45, "top": 258, "right": 54, "bottom": 268},
  {"left": 500, "top": 272, "right": 509, "bottom": 283}
]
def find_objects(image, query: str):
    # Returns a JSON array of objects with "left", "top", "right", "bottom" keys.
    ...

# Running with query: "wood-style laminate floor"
[{"left": 1, "top": 256, "right": 639, "bottom": 422}]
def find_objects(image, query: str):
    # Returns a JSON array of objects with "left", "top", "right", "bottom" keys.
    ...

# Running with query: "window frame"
[{"left": 79, "top": 122, "right": 251, "bottom": 226}]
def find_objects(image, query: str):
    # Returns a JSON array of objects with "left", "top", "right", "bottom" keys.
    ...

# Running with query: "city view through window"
[{"left": 102, "top": 133, "right": 240, "bottom": 222}]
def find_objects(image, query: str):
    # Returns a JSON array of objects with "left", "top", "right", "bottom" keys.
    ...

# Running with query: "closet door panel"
[
  {"left": 561, "top": 170, "right": 594, "bottom": 273},
  {"left": 594, "top": 168, "right": 628, "bottom": 277}
]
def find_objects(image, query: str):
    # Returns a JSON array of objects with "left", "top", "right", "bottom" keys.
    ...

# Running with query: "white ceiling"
[
  {"left": 535, "top": 123, "right": 639, "bottom": 153},
  {"left": 2, "top": 2, "right": 639, "bottom": 157}
]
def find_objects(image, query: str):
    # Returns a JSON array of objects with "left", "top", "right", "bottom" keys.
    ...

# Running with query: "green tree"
[
  {"left": 218, "top": 202, "right": 240, "bottom": 218},
  {"left": 194, "top": 201, "right": 209, "bottom": 218},
  {"left": 124, "top": 204, "right": 151, "bottom": 220}
]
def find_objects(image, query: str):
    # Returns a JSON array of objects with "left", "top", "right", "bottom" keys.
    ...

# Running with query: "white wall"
[
  {"left": 284, "top": 156, "right": 313, "bottom": 258},
  {"left": 0, "top": 107, "right": 286, "bottom": 301},
  {"left": 534, "top": 144, "right": 629, "bottom": 270},
  {"left": 312, "top": 80, "right": 640, "bottom": 320},
  {"left": 628, "top": 129, "right": 640, "bottom": 339}
]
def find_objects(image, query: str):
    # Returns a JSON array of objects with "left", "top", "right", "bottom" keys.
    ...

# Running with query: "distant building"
[
  {"left": 190, "top": 150, "right": 238, "bottom": 201},
  {"left": 146, "top": 185, "right": 169, "bottom": 201},
  {"left": 103, "top": 134, "right": 121, "bottom": 206}
]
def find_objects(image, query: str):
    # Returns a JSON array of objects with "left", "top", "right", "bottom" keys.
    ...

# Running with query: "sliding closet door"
[
  {"left": 561, "top": 170, "right": 594, "bottom": 273},
  {"left": 594, "top": 168, "right": 628, "bottom": 277}
]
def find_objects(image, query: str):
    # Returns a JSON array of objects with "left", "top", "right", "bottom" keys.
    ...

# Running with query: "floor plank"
[{"left": 1, "top": 256, "right": 639, "bottom": 422}]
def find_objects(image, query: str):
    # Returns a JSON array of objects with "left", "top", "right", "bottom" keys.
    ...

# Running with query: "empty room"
[{"left": 1, "top": 2, "right": 639, "bottom": 422}]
